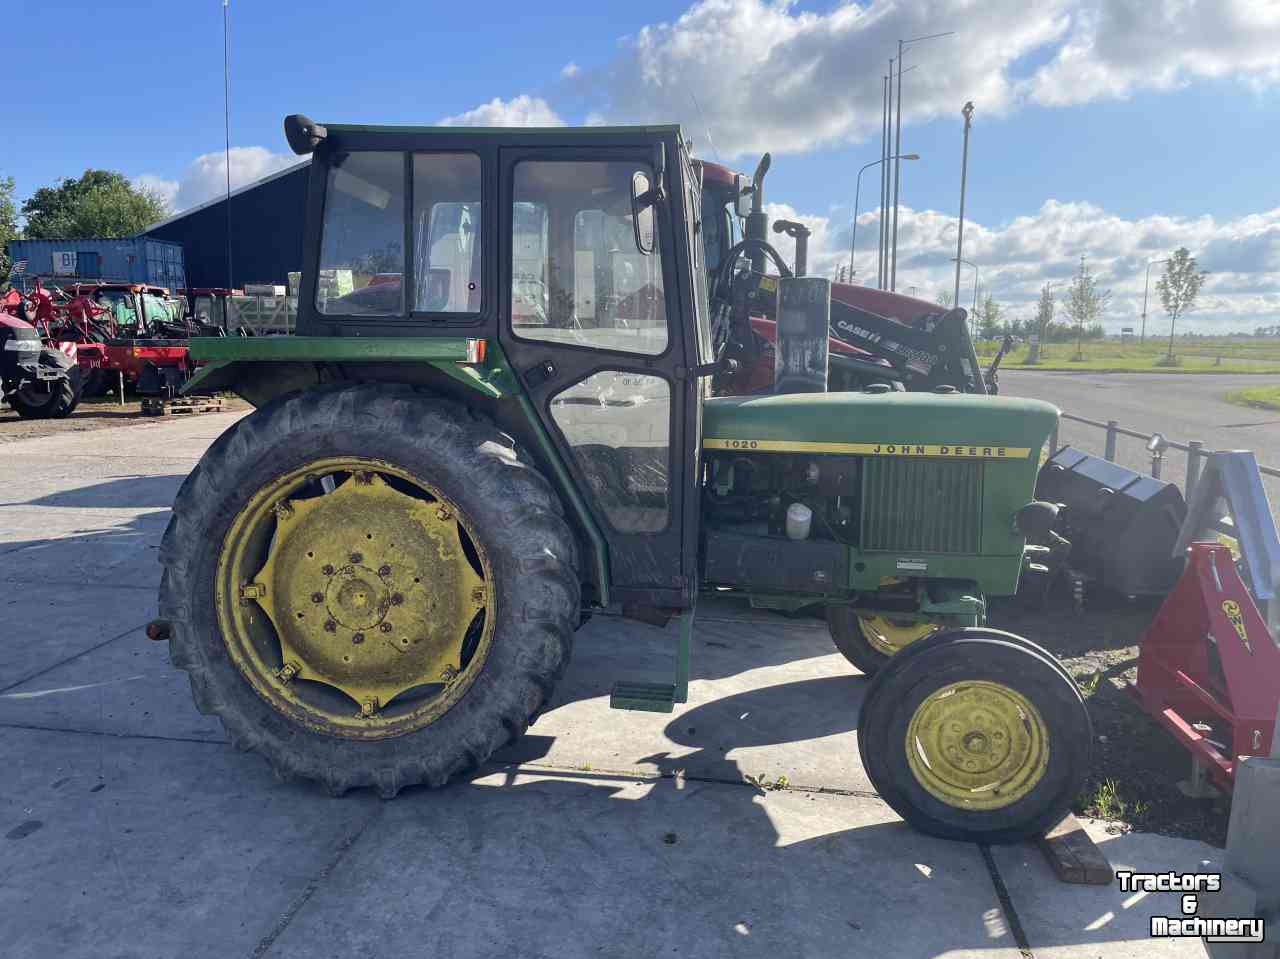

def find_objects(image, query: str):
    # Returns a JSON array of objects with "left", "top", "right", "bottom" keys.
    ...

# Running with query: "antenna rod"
[
  {"left": 689, "top": 91, "right": 721, "bottom": 162},
  {"left": 223, "top": 0, "right": 233, "bottom": 291}
]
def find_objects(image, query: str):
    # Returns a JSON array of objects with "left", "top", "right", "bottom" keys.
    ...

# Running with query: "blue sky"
[{"left": 9, "top": 0, "right": 1280, "bottom": 331}]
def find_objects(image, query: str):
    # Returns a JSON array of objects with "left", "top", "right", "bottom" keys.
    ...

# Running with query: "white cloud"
[
  {"left": 561, "top": 61, "right": 580, "bottom": 79},
  {"left": 439, "top": 95, "right": 564, "bottom": 127},
  {"left": 778, "top": 197, "right": 1280, "bottom": 332},
  {"left": 137, "top": 146, "right": 300, "bottom": 214},
  {"left": 569, "top": 0, "right": 1070, "bottom": 157},
  {"left": 562, "top": 0, "right": 1280, "bottom": 158},
  {"left": 131, "top": 173, "right": 178, "bottom": 211},
  {"left": 1024, "top": 0, "right": 1280, "bottom": 106}
]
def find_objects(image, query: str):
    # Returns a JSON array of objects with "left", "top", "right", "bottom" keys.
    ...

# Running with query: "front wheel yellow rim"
[
  {"left": 905, "top": 680, "right": 1049, "bottom": 810},
  {"left": 858, "top": 615, "right": 939, "bottom": 656},
  {"left": 215, "top": 456, "right": 495, "bottom": 740}
]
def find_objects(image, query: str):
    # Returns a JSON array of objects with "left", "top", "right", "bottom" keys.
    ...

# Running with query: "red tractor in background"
[
  {"left": 694, "top": 154, "right": 1009, "bottom": 397},
  {"left": 0, "top": 283, "right": 84, "bottom": 418},
  {"left": 8, "top": 277, "right": 205, "bottom": 397},
  {"left": 178, "top": 287, "right": 243, "bottom": 333}
]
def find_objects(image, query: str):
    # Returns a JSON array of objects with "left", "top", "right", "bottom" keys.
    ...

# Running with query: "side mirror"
[
  {"left": 631, "top": 171, "right": 656, "bottom": 255},
  {"left": 734, "top": 173, "right": 753, "bottom": 218}
]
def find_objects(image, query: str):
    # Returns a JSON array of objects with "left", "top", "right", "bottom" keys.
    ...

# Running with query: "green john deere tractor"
[{"left": 154, "top": 114, "right": 1088, "bottom": 843}]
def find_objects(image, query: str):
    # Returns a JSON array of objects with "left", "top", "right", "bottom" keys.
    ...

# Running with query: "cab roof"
[{"left": 320, "top": 122, "right": 684, "bottom": 139}]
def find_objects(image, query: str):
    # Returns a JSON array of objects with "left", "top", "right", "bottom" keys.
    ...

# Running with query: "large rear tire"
[
  {"left": 858, "top": 628, "right": 1091, "bottom": 844},
  {"left": 158, "top": 384, "right": 581, "bottom": 797},
  {"left": 9, "top": 349, "right": 83, "bottom": 419}
]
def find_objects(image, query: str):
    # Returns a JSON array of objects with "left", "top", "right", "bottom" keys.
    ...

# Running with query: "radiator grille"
[{"left": 861, "top": 459, "right": 983, "bottom": 553}]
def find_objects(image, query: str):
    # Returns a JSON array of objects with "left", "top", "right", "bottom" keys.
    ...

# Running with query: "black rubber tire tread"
[
  {"left": 81, "top": 368, "right": 110, "bottom": 398},
  {"left": 158, "top": 383, "right": 581, "bottom": 798},
  {"left": 9, "top": 349, "right": 83, "bottom": 419},
  {"left": 857, "top": 628, "right": 1091, "bottom": 844},
  {"left": 826, "top": 605, "right": 891, "bottom": 675}
]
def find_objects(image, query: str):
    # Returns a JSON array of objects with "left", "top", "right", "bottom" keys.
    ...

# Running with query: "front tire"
[
  {"left": 9, "top": 350, "right": 83, "bottom": 419},
  {"left": 858, "top": 628, "right": 1090, "bottom": 844},
  {"left": 158, "top": 384, "right": 581, "bottom": 797}
]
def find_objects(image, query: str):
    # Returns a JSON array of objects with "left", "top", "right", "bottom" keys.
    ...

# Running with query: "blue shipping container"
[{"left": 6, "top": 237, "right": 187, "bottom": 292}]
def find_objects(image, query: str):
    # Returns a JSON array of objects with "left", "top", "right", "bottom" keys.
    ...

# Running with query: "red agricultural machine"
[
  {"left": 3, "top": 277, "right": 207, "bottom": 397},
  {"left": 693, "top": 155, "right": 1009, "bottom": 398},
  {"left": 1, "top": 284, "right": 83, "bottom": 418}
]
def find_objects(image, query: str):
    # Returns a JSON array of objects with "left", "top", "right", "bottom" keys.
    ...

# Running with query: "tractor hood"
[{"left": 703, "top": 392, "right": 1058, "bottom": 461}]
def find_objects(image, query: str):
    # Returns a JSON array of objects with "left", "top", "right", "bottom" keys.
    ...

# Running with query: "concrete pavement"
[{"left": 0, "top": 412, "right": 1224, "bottom": 957}]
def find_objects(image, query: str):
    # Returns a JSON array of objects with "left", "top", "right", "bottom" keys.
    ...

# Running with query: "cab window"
[
  {"left": 316, "top": 151, "right": 405, "bottom": 315},
  {"left": 142, "top": 293, "right": 172, "bottom": 326},
  {"left": 412, "top": 153, "right": 482, "bottom": 313},
  {"left": 510, "top": 160, "right": 667, "bottom": 356}
]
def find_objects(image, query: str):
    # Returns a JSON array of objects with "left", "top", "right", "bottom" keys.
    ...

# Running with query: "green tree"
[
  {"left": 1064, "top": 256, "right": 1111, "bottom": 360},
  {"left": 21, "top": 169, "right": 169, "bottom": 239},
  {"left": 978, "top": 293, "right": 1003, "bottom": 339},
  {"left": 1156, "top": 247, "right": 1208, "bottom": 359},
  {"left": 0, "top": 175, "right": 18, "bottom": 285},
  {"left": 1025, "top": 282, "right": 1056, "bottom": 362}
]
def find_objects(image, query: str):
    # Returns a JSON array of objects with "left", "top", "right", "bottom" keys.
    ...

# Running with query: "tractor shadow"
[{"left": 11, "top": 473, "right": 188, "bottom": 510}]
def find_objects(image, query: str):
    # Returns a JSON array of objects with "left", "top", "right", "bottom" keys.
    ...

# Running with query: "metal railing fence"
[{"left": 1048, "top": 412, "right": 1280, "bottom": 502}]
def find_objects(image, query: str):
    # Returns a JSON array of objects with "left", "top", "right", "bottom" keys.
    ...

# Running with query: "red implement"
[{"left": 1130, "top": 542, "right": 1280, "bottom": 788}]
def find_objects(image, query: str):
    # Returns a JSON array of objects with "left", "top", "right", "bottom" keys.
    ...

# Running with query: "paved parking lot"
[{"left": 0, "top": 412, "right": 1218, "bottom": 958}]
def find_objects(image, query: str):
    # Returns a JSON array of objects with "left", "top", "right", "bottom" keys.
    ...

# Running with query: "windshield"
[
  {"left": 93, "top": 290, "right": 139, "bottom": 328},
  {"left": 683, "top": 145, "right": 714, "bottom": 366},
  {"left": 701, "top": 185, "right": 739, "bottom": 280},
  {"left": 142, "top": 293, "right": 174, "bottom": 326}
]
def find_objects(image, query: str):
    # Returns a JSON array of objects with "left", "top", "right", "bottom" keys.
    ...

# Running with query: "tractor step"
[
  {"left": 141, "top": 396, "right": 225, "bottom": 417},
  {"left": 610, "top": 681, "right": 678, "bottom": 713}
]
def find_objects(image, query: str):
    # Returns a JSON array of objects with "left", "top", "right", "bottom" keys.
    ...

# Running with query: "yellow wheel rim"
[
  {"left": 215, "top": 457, "right": 494, "bottom": 739},
  {"left": 857, "top": 615, "right": 939, "bottom": 656},
  {"left": 905, "top": 681, "right": 1049, "bottom": 810}
]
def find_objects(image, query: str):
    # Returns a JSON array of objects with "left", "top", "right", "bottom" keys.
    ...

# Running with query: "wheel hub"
[
  {"left": 325, "top": 565, "right": 390, "bottom": 631},
  {"left": 216, "top": 458, "right": 494, "bottom": 738},
  {"left": 858, "top": 614, "right": 939, "bottom": 656},
  {"left": 905, "top": 681, "right": 1048, "bottom": 810}
]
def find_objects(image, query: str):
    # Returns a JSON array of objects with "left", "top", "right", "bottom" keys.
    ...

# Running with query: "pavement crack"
[
  {"left": 979, "top": 843, "right": 1035, "bottom": 959},
  {"left": 0, "top": 721, "right": 227, "bottom": 747},
  {"left": 248, "top": 805, "right": 385, "bottom": 959},
  {"left": 0, "top": 621, "right": 150, "bottom": 694},
  {"left": 487, "top": 758, "right": 884, "bottom": 800}
]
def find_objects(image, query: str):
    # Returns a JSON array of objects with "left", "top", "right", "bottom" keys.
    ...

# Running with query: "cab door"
[{"left": 497, "top": 144, "right": 702, "bottom": 608}]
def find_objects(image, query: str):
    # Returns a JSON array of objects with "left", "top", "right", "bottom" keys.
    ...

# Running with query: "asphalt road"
[{"left": 1000, "top": 370, "right": 1280, "bottom": 516}]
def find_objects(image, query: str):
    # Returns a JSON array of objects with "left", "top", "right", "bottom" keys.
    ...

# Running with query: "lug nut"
[
  {"left": 379, "top": 622, "right": 392, "bottom": 633},
  {"left": 324, "top": 620, "right": 337, "bottom": 633},
  {"left": 378, "top": 564, "right": 392, "bottom": 577},
  {"left": 390, "top": 593, "right": 404, "bottom": 606},
  {"left": 350, "top": 552, "right": 363, "bottom": 564},
  {"left": 311, "top": 592, "right": 324, "bottom": 604},
  {"left": 352, "top": 632, "right": 365, "bottom": 645},
  {"left": 322, "top": 564, "right": 334, "bottom": 575}
]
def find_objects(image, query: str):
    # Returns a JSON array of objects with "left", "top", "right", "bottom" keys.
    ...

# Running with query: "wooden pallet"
[{"left": 140, "top": 396, "right": 226, "bottom": 417}]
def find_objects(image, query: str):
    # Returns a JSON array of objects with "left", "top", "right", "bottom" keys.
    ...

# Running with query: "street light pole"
[
  {"left": 851, "top": 154, "right": 919, "bottom": 280},
  {"left": 880, "top": 62, "right": 892, "bottom": 289},
  {"left": 951, "top": 256, "right": 979, "bottom": 335},
  {"left": 953, "top": 101, "right": 974, "bottom": 308},
  {"left": 1140, "top": 257, "right": 1168, "bottom": 344},
  {"left": 890, "top": 31, "right": 955, "bottom": 292}
]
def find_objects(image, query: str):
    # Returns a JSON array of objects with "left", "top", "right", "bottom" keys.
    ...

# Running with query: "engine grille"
[{"left": 861, "top": 459, "right": 983, "bottom": 554}]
